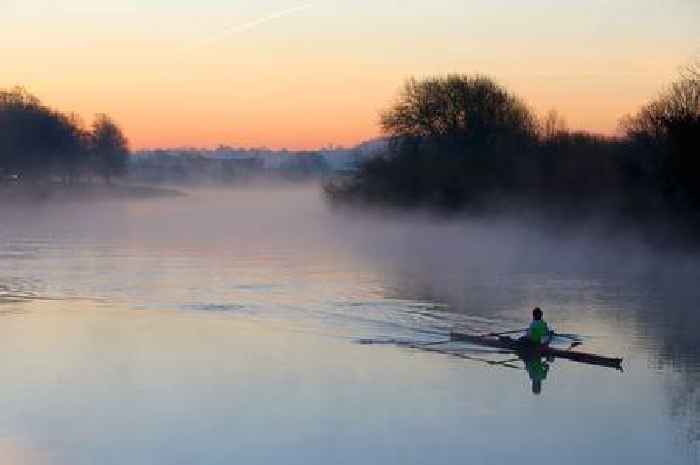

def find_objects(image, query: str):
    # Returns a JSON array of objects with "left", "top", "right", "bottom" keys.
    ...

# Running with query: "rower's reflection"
[
  {"left": 489, "top": 351, "right": 553, "bottom": 395},
  {"left": 358, "top": 334, "right": 620, "bottom": 397},
  {"left": 396, "top": 343, "right": 559, "bottom": 395},
  {"left": 523, "top": 354, "right": 551, "bottom": 395},
  {"left": 423, "top": 345, "right": 557, "bottom": 395}
]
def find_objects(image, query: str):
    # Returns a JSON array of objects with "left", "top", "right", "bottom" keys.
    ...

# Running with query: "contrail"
[{"left": 186, "top": 4, "right": 312, "bottom": 50}]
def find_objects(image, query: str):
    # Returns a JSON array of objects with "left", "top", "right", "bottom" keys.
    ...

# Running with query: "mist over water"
[{"left": 1, "top": 184, "right": 699, "bottom": 464}]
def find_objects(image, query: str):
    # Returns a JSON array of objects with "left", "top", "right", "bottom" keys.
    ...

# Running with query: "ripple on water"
[
  {"left": 0, "top": 277, "right": 43, "bottom": 304},
  {"left": 182, "top": 303, "right": 249, "bottom": 313}
]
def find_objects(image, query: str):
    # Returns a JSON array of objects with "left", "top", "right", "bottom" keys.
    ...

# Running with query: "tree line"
[
  {"left": 325, "top": 62, "right": 700, "bottom": 227},
  {"left": 0, "top": 87, "right": 129, "bottom": 185}
]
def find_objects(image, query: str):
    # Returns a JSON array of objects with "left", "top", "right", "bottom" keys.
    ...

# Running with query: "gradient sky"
[{"left": 2, "top": 0, "right": 698, "bottom": 149}]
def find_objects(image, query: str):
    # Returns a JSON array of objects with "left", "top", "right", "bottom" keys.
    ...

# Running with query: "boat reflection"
[
  {"left": 444, "top": 349, "right": 554, "bottom": 395},
  {"left": 357, "top": 336, "right": 620, "bottom": 396}
]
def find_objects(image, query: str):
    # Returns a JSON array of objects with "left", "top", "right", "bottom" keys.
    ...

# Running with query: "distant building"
[{"left": 279, "top": 152, "right": 329, "bottom": 176}]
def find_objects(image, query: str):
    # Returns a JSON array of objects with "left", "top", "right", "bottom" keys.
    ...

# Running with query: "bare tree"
[
  {"left": 621, "top": 68, "right": 700, "bottom": 205},
  {"left": 621, "top": 76, "right": 700, "bottom": 141},
  {"left": 380, "top": 74, "right": 538, "bottom": 147},
  {"left": 90, "top": 114, "right": 129, "bottom": 184},
  {"left": 0, "top": 87, "right": 88, "bottom": 183},
  {"left": 681, "top": 57, "right": 699, "bottom": 82},
  {"left": 540, "top": 109, "right": 568, "bottom": 141}
]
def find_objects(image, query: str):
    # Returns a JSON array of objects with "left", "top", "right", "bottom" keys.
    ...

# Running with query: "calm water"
[{"left": 0, "top": 186, "right": 699, "bottom": 464}]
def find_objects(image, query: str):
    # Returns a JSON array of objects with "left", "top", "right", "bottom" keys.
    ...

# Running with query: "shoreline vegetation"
[
  {"left": 0, "top": 87, "right": 129, "bottom": 186},
  {"left": 324, "top": 63, "right": 700, "bottom": 239},
  {"left": 3, "top": 61, "right": 699, "bottom": 240},
  {"left": 0, "top": 182, "right": 185, "bottom": 202},
  {"left": 0, "top": 86, "right": 141, "bottom": 202}
]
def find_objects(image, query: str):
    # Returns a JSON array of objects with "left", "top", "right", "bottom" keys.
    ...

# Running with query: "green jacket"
[{"left": 527, "top": 320, "right": 549, "bottom": 344}]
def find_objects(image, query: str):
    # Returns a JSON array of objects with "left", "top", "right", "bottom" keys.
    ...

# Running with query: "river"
[{"left": 0, "top": 186, "right": 698, "bottom": 464}]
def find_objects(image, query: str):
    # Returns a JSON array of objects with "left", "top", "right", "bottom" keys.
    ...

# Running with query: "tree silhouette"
[
  {"left": 540, "top": 109, "right": 567, "bottom": 141},
  {"left": 90, "top": 114, "right": 129, "bottom": 184},
  {"left": 327, "top": 74, "right": 541, "bottom": 207},
  {"left": 621, "top": 72, "right": 700, "bottom": 208},
  {"left": 381, "top": 75, "right": 538, "bottom": 149},
  {"left": 1, "top": 88, "right": 129, "bottom": 188},
  {"left": 0, "top": 87, "right": 87, "bottom": 183}
]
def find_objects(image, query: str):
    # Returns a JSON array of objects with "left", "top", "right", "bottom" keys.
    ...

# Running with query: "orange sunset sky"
[{"left": 2, "top": 0, "right": 699, "bottom": 150}]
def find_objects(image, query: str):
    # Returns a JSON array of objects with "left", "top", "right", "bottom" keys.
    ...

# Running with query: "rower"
[{"left": 524, "top": 307, "right": 551, "bottom": 345}]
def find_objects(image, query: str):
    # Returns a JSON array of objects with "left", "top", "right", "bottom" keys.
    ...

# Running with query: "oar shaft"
[
  {"left": 486, "top": 328, "right": 527, "bottom": 337},
  {"left": 485, "top": 329, "right": 581, "bottom": 341}
]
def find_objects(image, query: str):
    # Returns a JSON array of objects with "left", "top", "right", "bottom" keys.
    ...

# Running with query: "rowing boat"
[{"left": 449, "top": 332, "right": 623, "bottom": 370}]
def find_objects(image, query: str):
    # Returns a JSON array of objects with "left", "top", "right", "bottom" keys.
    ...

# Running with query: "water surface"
[{"left": 0, "top": 187, "right": 698, "bottom": 464}]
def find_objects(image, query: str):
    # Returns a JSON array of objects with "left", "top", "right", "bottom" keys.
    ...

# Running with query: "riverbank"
[{"left": 0, "top": 182, "right": 185, "bottom": 203}]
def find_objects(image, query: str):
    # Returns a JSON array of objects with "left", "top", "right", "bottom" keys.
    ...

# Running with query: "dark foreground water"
[{"left": 0, "top": 187, "right": 698, "bottom": 464}]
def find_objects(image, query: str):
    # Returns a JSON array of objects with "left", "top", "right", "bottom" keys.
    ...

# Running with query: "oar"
[
  {"left": 485, "top": 328, "right": 527, "bottom": 337},
  {"left": 423, "top": 347, "right": 522, "bottom": 370},
  {"left": 483, "top": 328, "right": 583, "bottom": 346},
  {"left": 554, "top": 332, "right": 581, "bottom": 340},
  {"left": 486, "top": 329, "right": 583, "bottom": 344}
]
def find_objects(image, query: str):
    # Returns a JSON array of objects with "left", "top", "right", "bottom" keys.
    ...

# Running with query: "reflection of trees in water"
[
  {"left": 638, "top": 271, "right": 700, "bottom": 452},
  {"left": 667, "top": 370, "right": 700, "bottom": 453}
]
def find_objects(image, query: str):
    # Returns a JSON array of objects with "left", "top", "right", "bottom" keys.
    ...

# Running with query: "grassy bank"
[{"left": 0, "top": 182, "right": 185, "bottom": 203}]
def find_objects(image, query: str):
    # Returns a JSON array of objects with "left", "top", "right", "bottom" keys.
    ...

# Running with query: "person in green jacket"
[{"left": 525, "top": 307, "right": 551, "bottom": 345}]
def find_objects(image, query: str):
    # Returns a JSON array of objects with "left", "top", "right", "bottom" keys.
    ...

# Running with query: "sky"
[{"left": 1, "top": 0, "right": 699, "bottom": 150}]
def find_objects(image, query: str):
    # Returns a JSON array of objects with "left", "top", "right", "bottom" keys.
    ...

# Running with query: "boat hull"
[{"left": 449, "top": 332, "right": 623, "bottom": 369}]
